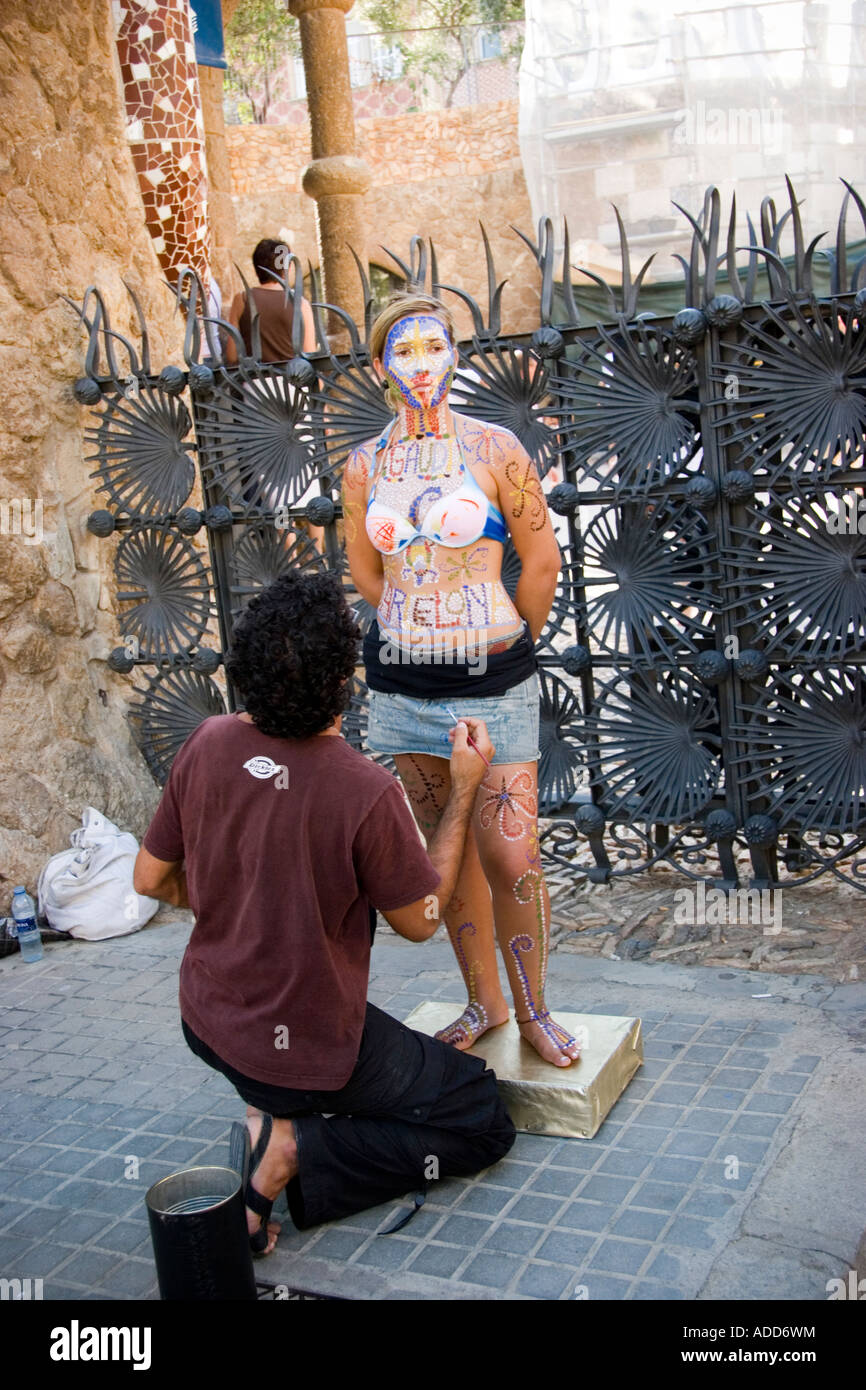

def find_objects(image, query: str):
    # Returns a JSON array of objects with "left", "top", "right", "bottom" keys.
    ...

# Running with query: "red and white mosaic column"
[{"left": 112, "top": 0, "right": 211, "bottom": 289}]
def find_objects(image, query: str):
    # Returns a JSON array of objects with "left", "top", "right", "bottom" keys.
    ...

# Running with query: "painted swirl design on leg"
[
  {"left": 506, "top": 932, "right": 536, "bottom": 1018},
  {"left": 513, "top": 869, "right": 548, "bottom": 1002},
  {"left": 478, "top": 771, "right": 537, "bottom": 841},
  {"left": 510, "top": 877, "right": 577, "bottom": 1054},
  {"left": 435, "top": 922, "right": 489, "bottom": 1047}
]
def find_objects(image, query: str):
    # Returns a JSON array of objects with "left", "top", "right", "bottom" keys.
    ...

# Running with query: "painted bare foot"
[
  {"left": 245, "top": 1107, "right": 298, "bottom": 1255},
  {"left": 516, "top": 1011, "right": 582, "bottom": 1068},
  {"left": 435, "top": 1000, "right": 510, "bottom": 1051}
]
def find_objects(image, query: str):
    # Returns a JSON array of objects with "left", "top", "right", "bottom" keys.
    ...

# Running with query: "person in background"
[
  {"left": 225, "top": 238, "right": 323, "bottom": 548},
  {"left": 224, "top": 238, "right": 317, "bottom": 364}
]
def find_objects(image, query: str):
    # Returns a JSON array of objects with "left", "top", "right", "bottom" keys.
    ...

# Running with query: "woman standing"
[{"left": 342, "top": 293, "right": 579, "bottom": 1067}]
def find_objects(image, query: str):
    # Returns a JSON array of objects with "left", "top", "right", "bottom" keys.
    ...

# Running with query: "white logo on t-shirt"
[{"left": 243, "top": 757, "right": 289, "bottom": 788}]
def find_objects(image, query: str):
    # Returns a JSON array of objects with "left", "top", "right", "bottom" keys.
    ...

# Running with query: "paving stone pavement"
[{"left": 0, "top": 915, "right": 864, "bottom": 1301}]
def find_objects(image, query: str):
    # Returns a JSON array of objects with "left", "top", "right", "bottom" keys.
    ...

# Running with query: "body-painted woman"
[{"left": 343, "top": 293, "right": 579, "bottom": 1067}]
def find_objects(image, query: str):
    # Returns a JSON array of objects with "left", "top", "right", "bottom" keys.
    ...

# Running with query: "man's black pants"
[{"left": 182, "top": 1003, "right": 516, "bottom": 1229}]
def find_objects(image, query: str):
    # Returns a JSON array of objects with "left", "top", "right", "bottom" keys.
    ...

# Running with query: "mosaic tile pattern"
[{"left": 113, "top": 0, "right": 211, "bottom": 288}]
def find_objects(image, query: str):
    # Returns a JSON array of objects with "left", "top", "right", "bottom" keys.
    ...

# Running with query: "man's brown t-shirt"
[
  {"left": 142, "top": 715, "right": 441, "bottom": 1089},
  {"left": 232, "top": 287, "right": 296, "bottom": 361}
]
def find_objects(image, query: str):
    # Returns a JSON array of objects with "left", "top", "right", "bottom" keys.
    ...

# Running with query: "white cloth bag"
[{"left": 37, "top": 807, "right": 160, "bottom": 940}]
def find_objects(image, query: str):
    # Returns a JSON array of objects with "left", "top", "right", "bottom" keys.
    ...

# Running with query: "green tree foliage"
[
  {"left": 360, "top": 0, "right": 524, "bottom": 108},
  {"left": 225, "top": 0, "right": 301, "bottom": 124}
]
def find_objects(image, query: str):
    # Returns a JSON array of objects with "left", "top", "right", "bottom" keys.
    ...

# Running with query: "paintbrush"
[{"left": 444, "top": 705, "right": 491, "bottom": 768}]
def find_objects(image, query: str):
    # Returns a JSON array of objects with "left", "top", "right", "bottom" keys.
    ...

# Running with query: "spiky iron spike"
[
  {"left": 479, "top": 222, "right": 507, "bottom": 337},
  {"left": 673, "top": 200, "right": 707, "bottom": 309},
  {"left": 310, "top": 299, "right": 363, "bottom": 354},
  {"left": 560, "top": 219, "right": 580, "bottom": 327},
  {"left": 103, "top": 326, "right": 142, "bottom": 383},
  {"left": 701, "top": 188, "right": 721, "bottom": 302},
  {"left": 570, "top": 263, "right": 618, "bottom": 320},
  {"left": 122, "top": 278, "right": 152, "bottom": 376},
  {"left": 434, "top": 283, "right": 485, "bottom": 339},
  {"left": 745, "top": 213, "right": 759, "bottom": 304},
  {"left": 60, "top": 290, "right": 105, "bottom": 375},
  {"left": 306, "top": 260, "right": 330, "bottom": 356},
  {"left": 408, "top": 234, "right": 427, "bottom": 291},
  {"left": 348, "top": 244, "right": 373, "bottom": 344},
  {"left": 510, "top": 223, "right": 542, "bottom": 265},
  {"left": 81, "top": 287, "right": 120, "bottom": 381},
  {"left": 671, "top": 254, "right": 693, "bottom": 308},
  {"left": 273, "top": 250, "right": 306, "bottom": 354},
  {"left": 378, "top": 242, "right": 413, "bottom": 287},
  {"left": 611, "top": 204, "right": 633, "bottom": 316},
  {"left": 172, "top": 267, "right": 203, "bottom": 366},
  {"left": 428, "top": 237, "right": 440, "bottom": 299},
  {"left": 233, "top": 260, "right": 261, "bottom": 363},
  {"left": 838, "top": 180, "right": 866, "bottom": 291},
  {"left": 725, "top": 194, "right": 744, "bottom": 304},
  {"left": 801, "top": 233, "right": 828, "bottom": 297},
  {"left": 836, "top": 187, "right": 852, "bottom": 297},
  {"left": 784, "top": 176, "right": 806, "bottom": 290},
  {"left": 758, "top": 197, "right": 785, "bottom": 298},
  {"left": 627, "top": 254, "right": 656, "bottom": 322},
  {"left": 759, "top": 195, "right": 776, "bottom": 247},
  {"left": 767, "top": 206, "right": 794, "bottom": 258},
  {"left": 535, "top": 216, "right": 555, "bottom": 326},
  {"left": 736, "top": 245, "right": 794, "bottom": 302}
]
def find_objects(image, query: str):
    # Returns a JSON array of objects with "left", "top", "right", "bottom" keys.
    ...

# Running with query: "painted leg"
[
  {"left": 394, "top": 753, "right": 509, "bottom": 1050},
  {"left": 472, "top": 761, "right": 581, "bottom": 1068}
]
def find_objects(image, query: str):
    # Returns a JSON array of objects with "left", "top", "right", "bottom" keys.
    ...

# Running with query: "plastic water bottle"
[{"left": 11, "top": 887, "right": 42, "bottom": 963}]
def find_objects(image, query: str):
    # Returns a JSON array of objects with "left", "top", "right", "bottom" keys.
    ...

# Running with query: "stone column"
[
  {"left": 198, "top": 62, "right": 239, "bottom": 304},
  {"left": 288, "top": 0, "right": 370, "bottom": 335}
]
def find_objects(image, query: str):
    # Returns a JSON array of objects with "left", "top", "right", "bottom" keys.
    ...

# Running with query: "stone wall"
[
  {"left": 226, "top": 101, "right": 540, "bottom": 336},
  {"left": 0, "top": 0, "right": 185, "bottom": 896}
]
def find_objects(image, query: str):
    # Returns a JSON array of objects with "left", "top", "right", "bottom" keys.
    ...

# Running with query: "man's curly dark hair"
[{"left": 225, "top": 571, "right": 360, "bottom": 739}]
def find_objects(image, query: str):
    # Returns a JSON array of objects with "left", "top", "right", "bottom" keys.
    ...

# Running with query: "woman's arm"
[
  {"left": 491, "top": 433, "right": 561, "bottom": 641},
  {"left": 341, "top": 441, "right": 385, "bottom": 609}
]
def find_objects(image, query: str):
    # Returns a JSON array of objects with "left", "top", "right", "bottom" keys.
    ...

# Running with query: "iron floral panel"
[
  {"left": 127, "top": 666, "right": 226, "bottom": 785},
  {"left": 69, "top": 183, "right": 866, "bottom": 886},
  {"left": 85, "top": 384, "right": 196, "bottom": 517}
]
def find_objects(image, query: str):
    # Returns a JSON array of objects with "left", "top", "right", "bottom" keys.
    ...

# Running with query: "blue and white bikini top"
[{"left": 364, "top": 422, "right": 508, "bottom": 556}]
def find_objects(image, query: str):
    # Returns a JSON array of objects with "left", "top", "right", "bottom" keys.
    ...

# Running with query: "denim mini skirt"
[{"left": 367, "top": 673, "right": 540, "bottom": 764}]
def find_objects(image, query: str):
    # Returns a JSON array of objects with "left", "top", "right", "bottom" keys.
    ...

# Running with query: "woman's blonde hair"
[{"left": 369, "top": 293, "right": 456, "bottom": 416}]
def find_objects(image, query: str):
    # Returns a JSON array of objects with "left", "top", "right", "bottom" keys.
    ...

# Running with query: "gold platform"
[{"left": 404, "top": 1004, "right": 643, "bottom": 1139}]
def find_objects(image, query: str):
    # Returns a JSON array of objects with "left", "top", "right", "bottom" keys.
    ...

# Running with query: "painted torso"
[{"left": 364, "top": 414, "right": 523, "bottom": 655}]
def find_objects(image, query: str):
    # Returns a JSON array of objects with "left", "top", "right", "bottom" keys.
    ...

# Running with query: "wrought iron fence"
[{"left": 66, "top": 178, "right": 866, "bottom": 890}]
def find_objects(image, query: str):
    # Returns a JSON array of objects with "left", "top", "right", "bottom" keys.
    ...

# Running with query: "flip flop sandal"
[{"left": 229, "top": 1116, "right": 277, "bottom": 1256}]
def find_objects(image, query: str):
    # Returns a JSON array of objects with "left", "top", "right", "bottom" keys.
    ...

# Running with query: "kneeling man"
[{"left": 134, "top": 571, "right": 515, "bottom": 1253}]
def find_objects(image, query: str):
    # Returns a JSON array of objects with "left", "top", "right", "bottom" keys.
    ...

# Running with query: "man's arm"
[
  {"left": 381, "top": 718, "right": 494, "bottom": 943},
  {"left": 133, "top": 847, "right": 189, "bottom": 909}
]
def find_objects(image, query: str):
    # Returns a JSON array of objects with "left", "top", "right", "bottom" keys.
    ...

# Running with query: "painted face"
[{"left": 382, "top": 314, "right": 456, "bottom": 411}]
